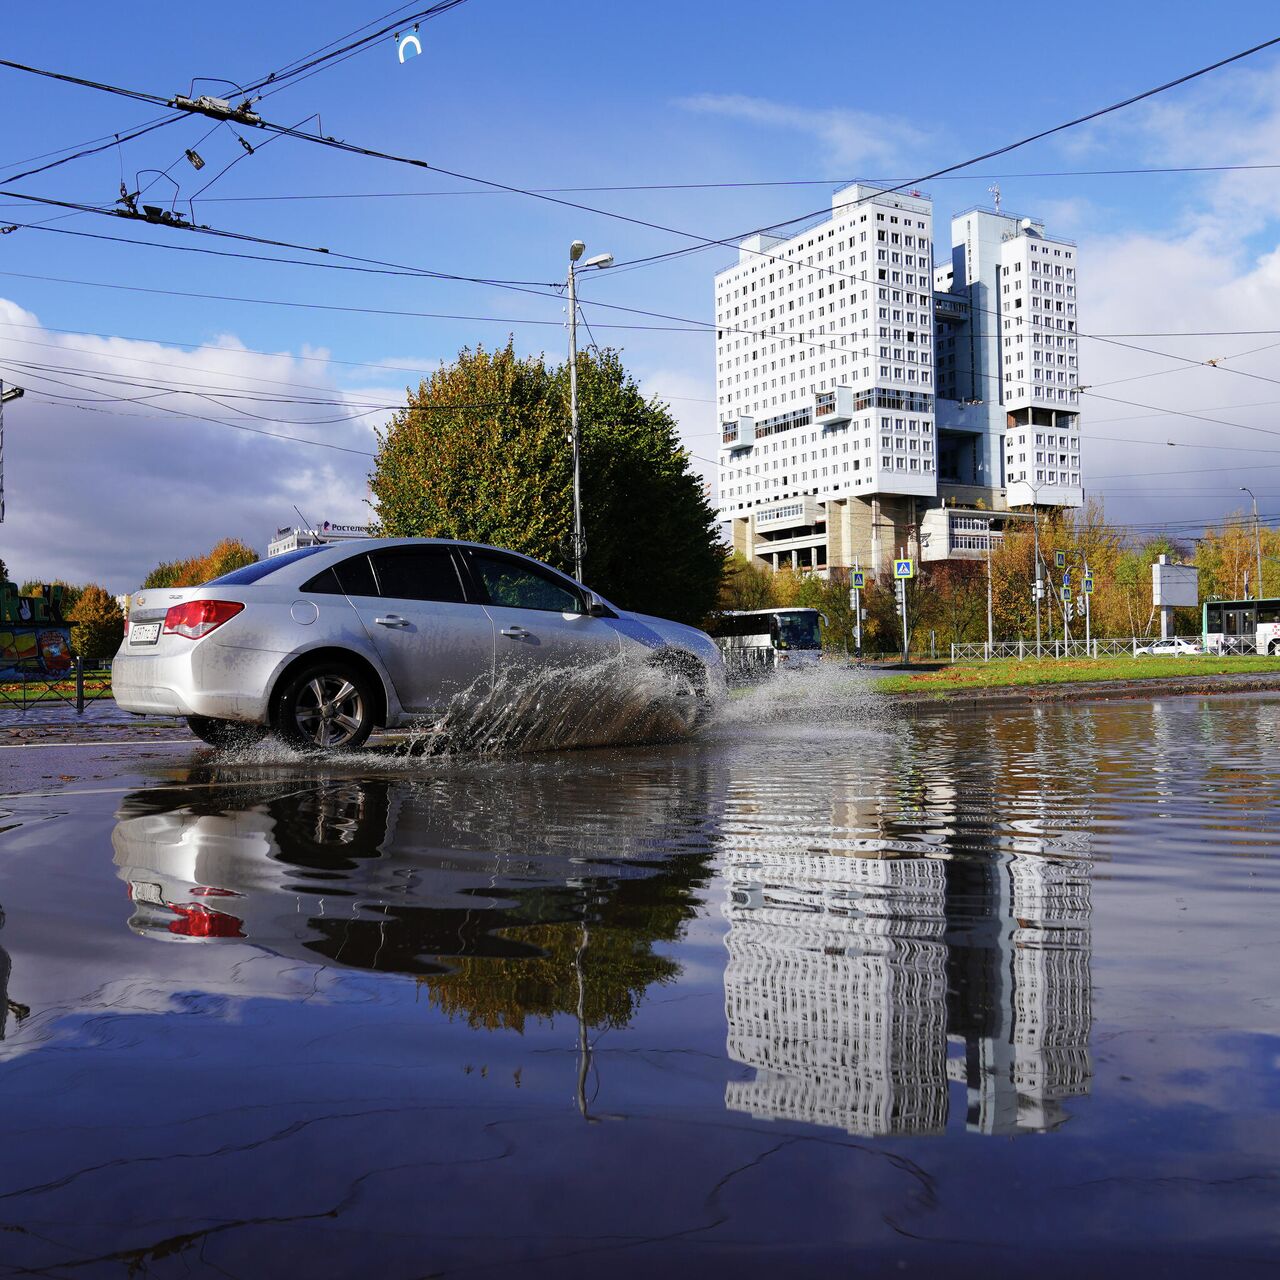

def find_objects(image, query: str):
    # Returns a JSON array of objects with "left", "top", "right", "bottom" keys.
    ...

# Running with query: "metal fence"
[
  {"left": 0, "top": 657, "right": 112, "bottom": 713},
  {"left": 950, "top": 637, "right": 1259, "bottom": 661}
]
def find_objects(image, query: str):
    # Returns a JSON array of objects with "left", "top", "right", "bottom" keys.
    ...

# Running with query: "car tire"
[
  {"left": 186, "top": 715, "right": 268, "bottom": 750},
  {"left": 1270, "top": 641, "right": 1280, "bottom": 656},
  {"left": 273, "top": 660, "right": 376, "bottom": 751},
  {"left": 652, "top": 652, "right": 712, "bottom": 731}
]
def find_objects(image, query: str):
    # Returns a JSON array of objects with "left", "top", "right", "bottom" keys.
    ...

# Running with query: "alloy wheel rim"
[{"left": 294, "top": 675, "right": 364, "bottom": 748}]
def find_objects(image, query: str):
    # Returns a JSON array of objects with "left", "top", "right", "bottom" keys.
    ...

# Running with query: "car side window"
[
  {"left": 369, "top": 548, "right": 468, "bottom": 604},
  {"left": 468, "top": 552, "right": 583, "bottom": 614},
  {"left": 302, "top": 554, "right": 378, "bottom": 598}
]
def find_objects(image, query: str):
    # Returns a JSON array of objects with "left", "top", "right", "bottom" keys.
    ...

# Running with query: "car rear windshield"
[{"left": 204, "top": 545, "right": 330, "bottom": 586}]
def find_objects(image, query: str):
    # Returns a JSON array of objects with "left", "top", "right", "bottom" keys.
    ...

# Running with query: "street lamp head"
[
  {"left": 583, "top": 252, "right": 613, "bottom": 269},
  {"left": 569, "top": 240, "right": 586, "bottom": 262}
]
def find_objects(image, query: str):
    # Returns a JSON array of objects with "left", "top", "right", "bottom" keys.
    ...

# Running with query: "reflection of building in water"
[
  {"left": 723, "top": 849, "right": 1092, "bottom": 1138},
  {"left": 724, "top": 855, "right": 949, "bottom": 1137},
  {"left": 946, "top": 853, "right": 1092, "bottom": 1134}
]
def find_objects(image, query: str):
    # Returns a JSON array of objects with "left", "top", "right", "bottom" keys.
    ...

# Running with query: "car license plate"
[
  {"left": 130, "top": 622, "right": 161, "bottom": 645},
  {"left": 132, "top": 880, "right": 164, "bottom": 905}
]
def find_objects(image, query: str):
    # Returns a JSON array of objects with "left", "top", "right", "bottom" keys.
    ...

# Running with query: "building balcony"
[
  {"left": 814, "top": 387, "right": 853, "bottom": 425},
  {"left": 721, "top": 416, "right": 755, "bottom": 447}
]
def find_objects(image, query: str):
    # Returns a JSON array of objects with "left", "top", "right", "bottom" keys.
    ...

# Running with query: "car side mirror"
[{"left": 583, "top": 591, "right": 610, "bottom": 618}]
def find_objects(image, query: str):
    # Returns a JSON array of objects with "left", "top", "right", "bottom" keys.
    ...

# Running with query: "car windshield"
[
  {"left": 772, "top": 611, "right": 820, "bottom": 651},
  {"left": 204, "top": 545, "right": 329, "bottom": 586}
]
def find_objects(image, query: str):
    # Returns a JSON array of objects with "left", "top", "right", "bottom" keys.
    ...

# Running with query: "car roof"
[{"left": 238, "top": 537, "right": 597, "bottom": 595}]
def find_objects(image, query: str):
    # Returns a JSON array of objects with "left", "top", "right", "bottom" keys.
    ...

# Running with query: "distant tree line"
[{"left": 717, "top": 499, "right": 1273, "bottom": 653}]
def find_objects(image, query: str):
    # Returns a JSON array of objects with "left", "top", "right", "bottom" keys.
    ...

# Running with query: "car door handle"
[
  {"left": 375, "top": 615, "right": 410, "bottom": 628},
  {"left": 500, "top": 626, "right": 529, "bottom": 638}
]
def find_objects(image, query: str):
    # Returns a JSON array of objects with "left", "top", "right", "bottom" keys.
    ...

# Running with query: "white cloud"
[
  {"left": 1034, "top": 63, "right": 1280, "bottom": 524},
  {"left": 677, "top": 94, "right": 925, "bottom": 170},
  {"left": 0, "top": 300, "right": 392, "bottom": 591}
]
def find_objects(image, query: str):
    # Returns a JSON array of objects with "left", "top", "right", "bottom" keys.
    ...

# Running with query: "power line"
[
  {"left": 54, "top": 158, "right": 1280, "bottom": 207},
  {"left": 0, "top": 188, "right": 562, "bottom": 287},
  {"left": 0, "top": 317, "right": 718, "bottom": 407},
  {"left": 0, "top": 266, "right": 703, "bottom": 331}
]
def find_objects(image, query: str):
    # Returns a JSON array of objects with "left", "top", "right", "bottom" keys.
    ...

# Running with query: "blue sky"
[{"left": 3, "top": 0, "right": 1280, "bottom": 587}]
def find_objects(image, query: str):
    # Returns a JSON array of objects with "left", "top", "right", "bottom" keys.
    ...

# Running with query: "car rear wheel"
[
  {"left": 186, "top": 716, "right": 268, "bottom": 750},
  {"left": 273, "top": 662, "right": 376, "bottom": 751},
  {"left": 1270, "top": 640, "right": 1280, "bottom": 656}
]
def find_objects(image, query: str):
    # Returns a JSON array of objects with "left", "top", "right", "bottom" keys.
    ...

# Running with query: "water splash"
[
  {"left": 709, "top": 661, "right": 884, "bottom": 732},
  {"left": 210, "top": 653, "right": 718, "bottom": 764},
  {"left": 402, "top": 653, "right": 712, "bottom": 756}
]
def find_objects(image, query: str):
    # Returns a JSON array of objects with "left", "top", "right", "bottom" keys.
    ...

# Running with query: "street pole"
[
  {"left": 567, "top": 249, "right": 583, "bottom": 583},
  {"left": 565, "top": 242, "right": 613, "bottom": 584},
  {"left": 1242, "top": 487, "right": 1263, "bottom": 600},
  {"left": 898, "top": 545, "right": 909, "bottom": 665},
  {"left": 1032, "top": 503, "right": 1043, "bottom": 657},
  {"left": 0, "top": 382, "right": 23, "bottom": 525},
  {"left": 1084, "top": 560, "right": 1092, "bottom": 654},
  {"left": 985, "top": 519, "right": 994, "bottom": 660},
  {"left": 851, "top": 557, "right": 862, "bottom": 658}
]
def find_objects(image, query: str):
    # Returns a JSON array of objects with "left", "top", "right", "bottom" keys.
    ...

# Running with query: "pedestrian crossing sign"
[
  {"left": 1084, "top": 576, "right": 1094, "bottom": 595},
  {"left": 1061, "top": 585, "right": 1070, "bottom": 602},
  {"left": 852, "top": 571, "right": 866, "bottom": 589},
  {"left": 893, "top": 559, "right": 914, "bottom": 579},
  {"left": 1055, "top": 550, "right": 1066, "bottom": 569}
]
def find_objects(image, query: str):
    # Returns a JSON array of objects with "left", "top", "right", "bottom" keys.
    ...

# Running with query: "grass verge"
[{"left": 875, "top": 654, "right": 1280, "bottom": 696}]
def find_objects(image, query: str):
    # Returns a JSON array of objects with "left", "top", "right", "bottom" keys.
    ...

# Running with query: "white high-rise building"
[
  {"left": 933, "top": 207, "right": 1083, "bottom": 512},
  {"left": 716, "top": 188, "right": 1082, "bottom": 574},
  {"left": 715, "top": 183, "right": 936, "bottom": 574}
]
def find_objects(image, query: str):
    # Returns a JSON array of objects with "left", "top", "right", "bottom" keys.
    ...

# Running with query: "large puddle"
[{"left": 0, "top": 680, "right": 1277, "bottom": 1275}]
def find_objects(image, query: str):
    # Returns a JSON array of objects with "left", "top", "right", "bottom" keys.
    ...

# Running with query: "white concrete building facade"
[{"left": 717, "top": 189, "right": 1082, "bottom": 574}]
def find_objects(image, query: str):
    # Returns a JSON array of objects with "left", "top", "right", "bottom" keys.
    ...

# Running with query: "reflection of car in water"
[{"left": 110, "top": 772, "right": 716, "bottom": 1013}]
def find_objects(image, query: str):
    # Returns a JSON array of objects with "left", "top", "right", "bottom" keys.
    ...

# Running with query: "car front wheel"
[{"left": 274, "top": 662, "right": 376, "bottom": 751}]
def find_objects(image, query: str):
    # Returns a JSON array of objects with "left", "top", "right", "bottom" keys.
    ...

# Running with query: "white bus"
[
  {"left": 709, "top": 608, "right": 823, "bottom": 678},
  {"left": 1203, "top": 597, "right": 1280, "bottom": 655}
]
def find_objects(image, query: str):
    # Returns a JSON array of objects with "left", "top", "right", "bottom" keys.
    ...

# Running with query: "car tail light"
[
  {"left": 167, "top": 902, "right": 244, "bottom": 939},
  {"left": 162, "top": 599, "right": 244, "bottom": 640}
]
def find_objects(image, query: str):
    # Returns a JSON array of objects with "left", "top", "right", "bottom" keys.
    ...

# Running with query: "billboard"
[
  {"left": 0, "top": 581, "right": 75, "bottom": 680},
  {"left": 1152, "top": 561, "right": 1199, "bottom": 608}
]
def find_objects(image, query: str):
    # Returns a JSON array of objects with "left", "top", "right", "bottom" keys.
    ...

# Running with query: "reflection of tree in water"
[{"left": 419, "top": 868, "right": 701, "bottom": 1033}]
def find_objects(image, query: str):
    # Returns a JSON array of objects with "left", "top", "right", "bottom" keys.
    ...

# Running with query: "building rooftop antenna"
[{"left": 989, "top": 183, "right": 1002, "bottom": 213}]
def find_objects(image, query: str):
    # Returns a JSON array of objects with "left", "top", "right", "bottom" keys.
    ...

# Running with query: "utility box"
[{"left": 1152, "top": 556, "right": 1199, "bottom": 607}]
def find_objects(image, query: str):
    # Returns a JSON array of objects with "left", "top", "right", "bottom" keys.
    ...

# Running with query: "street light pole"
[
  {"left": 985, "top": 518, "right": 994, "bottom": 660},
  {"left": 566, "top": 241, "right": 613, "bottom": 584},
  {"left": 0, "top": 382, "right": 23, "bottom": 526},
  {"left": 1032, "top": 501, "right": 1043, "bottom": 657},
  {"left": 1242, "top": 486, "right": 1263, "bottom": 601}
]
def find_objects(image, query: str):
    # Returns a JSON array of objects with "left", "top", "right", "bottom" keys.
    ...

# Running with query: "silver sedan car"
[{"left": 113, "top": 538, "right": 725, "bottom": 749}]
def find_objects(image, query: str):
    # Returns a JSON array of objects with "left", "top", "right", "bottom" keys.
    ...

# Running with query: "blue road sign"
[
  {"left": 1055, "top": 550, "right": 1066, "bottom": 569},
  {"left": 1084, "top": 576, "right": 1094, "bottom": 595},
  {"left": 1061, "top": 585, "right": 1070, "bottom": 602},
  {"left": 851, "top": 571, "right": 866, "bottom": 589},
  {"left": 1063, "top": 568, "right": 1071, "bottom": 586},
  {"left": 893, "top": 559, "right": 914, "bottom": 580}
]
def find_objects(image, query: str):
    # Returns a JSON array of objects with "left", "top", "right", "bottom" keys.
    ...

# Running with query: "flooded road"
[{"left": 0, "top": 678, "right": 1277, "bottom": 1276}]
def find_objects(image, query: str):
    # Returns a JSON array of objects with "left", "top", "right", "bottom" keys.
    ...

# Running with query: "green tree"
[
  {"left": 718, "top": 552, "right": 778, "bottom": 613},
  {"left": 68, "top": 584, "right": 123, "bottom": 665},
  {"left": 142, "top": 538, "right": 258, "bottom": 589},
  {"left": 370, "top": 342, "right": 723, "bottom": 626}
]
